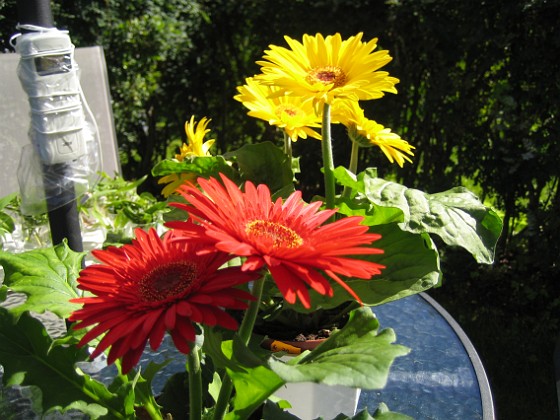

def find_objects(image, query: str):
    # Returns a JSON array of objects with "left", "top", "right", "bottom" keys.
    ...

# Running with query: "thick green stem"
[
  {"left": 321, "top": 102, "right": 336, "bottom": 211},
  {"left": 342, "top": 140, "right": 360, "bottom": 198},
  {"left": 188, "top": 347, "right": 203, "bottom": 420},
  {"left": 212, "top": 278, "right": 266, "bottom": 420}
]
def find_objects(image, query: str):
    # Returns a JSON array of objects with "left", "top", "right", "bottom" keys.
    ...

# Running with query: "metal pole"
[{"left": 16, "top": 0, "right": 84, "bottom": 252}]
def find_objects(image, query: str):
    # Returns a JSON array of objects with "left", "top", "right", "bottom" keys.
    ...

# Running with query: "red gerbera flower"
[
  {"left": 69, "top": 228, "right": 256, "bottom": 374},
  {"left": 167, "top": 174, "right": 385, "bottom": 309}
]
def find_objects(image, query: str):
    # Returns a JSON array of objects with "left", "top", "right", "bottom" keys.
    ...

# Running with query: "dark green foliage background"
[{"left": 1, "top": 1, "right": 559, "bottom": 418}]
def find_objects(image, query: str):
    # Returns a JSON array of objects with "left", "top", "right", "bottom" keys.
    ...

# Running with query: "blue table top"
[{"left": 358, "top": 293, "right": 494, "bottom": 419}]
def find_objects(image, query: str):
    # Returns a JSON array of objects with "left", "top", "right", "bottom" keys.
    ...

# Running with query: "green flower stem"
[
  {"left": 212, "top": 277, "right": 266, "bottom": 420},
  {"left": 237, "top": 278, "right": 266, "bottom": 343},
  {"left": 321, "top": 102, "right": 336, "bottom": 212},
  {"left": 188, "top": 346, "right": 203, "bottom": 420},
  {"left": 138, "top": 394, "right": 163, "bottom": 420},
  {"left": 342, "top": 140, "right": 360, "bottom": 198},
  {"left": 283, "top": 130, "right": 292, "bottom": 160}
]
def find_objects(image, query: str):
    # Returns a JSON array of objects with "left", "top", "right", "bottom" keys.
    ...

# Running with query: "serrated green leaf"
[
  {"left": 268, "top": 307, "right": 410, "bottom": 390},
  {"left": 48, "top": 400, "right": 108, "bottom": 419},
  {"left": 341, "top": 170, "right": 502, "bottom": 264},
  {"left": 0, "top": 308, "right": 128, "bottom": 419},
  {"left": 334, "top": 167, "right": 502, "bottom": 264},
  {"left": 0, "top": 241, "right": 84, "bottom": 319}
]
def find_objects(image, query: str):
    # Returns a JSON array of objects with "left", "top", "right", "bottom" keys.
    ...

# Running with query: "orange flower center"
[
  {"left": 139, "top": 261, "right": 198, "bottom": 301},
  {"left": 307, "top": 66, "right": 347, "bottom": 88},
  {"left": 245, "top": 220, "right": 303, "bottom": 249}
]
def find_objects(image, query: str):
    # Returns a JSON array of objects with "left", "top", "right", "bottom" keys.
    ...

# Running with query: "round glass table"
[
  {"left": 358, "top": 293, "right": 494, "bottom": 419},
  {"left": 0, "top": 292, "right": 494, "bottom": 419}
]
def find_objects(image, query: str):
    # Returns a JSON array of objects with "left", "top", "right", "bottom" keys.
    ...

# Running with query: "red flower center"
[
  {"left": 245, "top": 220, "right": 303, "bottom": 249},
  {"left": 139, "top": 261, "right": 199, "bottom": 301},
  {"left": 307, "top": 66, "right": 347, "bottom": 88}
]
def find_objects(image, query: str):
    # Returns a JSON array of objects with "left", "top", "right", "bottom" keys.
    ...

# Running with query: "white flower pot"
[{"left": 274, "top": 382, "right": 361, "bottom": 419}]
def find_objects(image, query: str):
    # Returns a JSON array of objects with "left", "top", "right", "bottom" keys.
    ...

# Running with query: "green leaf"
[
  {"left": 261, "top": 399, "right": 301, "bottom": 419},
  {"left": 268, "top": 307, "right": 410, "bottom": 390},
  {"left": 336, "top": 168, "right": 503, "bottom": 263},
  {"left": 358, "top": 223, "right": 441, "bottom": 305},
  {"left": 0, "top": 212, "right": 15, "bottom": 236},
  {"left": 203, "top": 328, "right": 244, "bottom": 372},
  {"left": 297, "top": 223, "right": 441, "bottom": 310},
  {"left": 336, "top": 197, "right": 404, "bottom": 226},
  {"left": 0, "top": 242, "right": 85, "bottom": 319},
  {"left": 226, "top": 142, "right": 294, "bottom": 193},
  {"left": 0, "top": 192, "right": 17, "bottom": 237},
  {"left": 370, "top": 403, "right": 414, "bottom": 419},
  {"left": 157, "top": 372, "right": 189, "bottom": 419},
  {"left": 151, "top": 155, "right": 236, "bottom": 180},
  {"left": 0, "top": 308, "right": 128, "bottom": 418},
  {"left": 331, "top": 405, "right": 413, "bottom": 420},
  {"left": 221, "top": 337, "right": 285, "bottom": 420},
  {"left": 132, "top": 361, "right": 169, "bottom": 412},
  {"left": 0, "top": 193, "right": 17, "bottom": 210}
]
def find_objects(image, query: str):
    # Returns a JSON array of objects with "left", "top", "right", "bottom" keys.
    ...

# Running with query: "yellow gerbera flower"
[
  {"left": 256, "top": 33, "right": 399, "bottom": 105},
  {"left": 234, "top": 77, "right": 322, "bottom": 141},
  {"left": 333, "top": 100, "right": 414, "bottom": 167},
  {"left": 159, "top": 116, "right": 215, "bottom": 197},
  {"left": 177, "top": 116, "right": 215, "bottom": 160}
]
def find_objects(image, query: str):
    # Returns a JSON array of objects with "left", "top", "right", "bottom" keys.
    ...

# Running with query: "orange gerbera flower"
[
  {"left": 167, "top": 174, "right": 385, "bottom": 309},
  {"left": 69, "top": 228, "right": 256, "bottom": 373}
]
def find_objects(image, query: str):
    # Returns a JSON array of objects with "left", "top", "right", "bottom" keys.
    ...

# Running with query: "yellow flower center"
[
  {"left": 307, "top": 66, "right": 347, "bottom": 88},
  {"left": 139, "top": 261, "right": 198, "bottom": 301},
  {"left": 245, "top": 220, "right": 303, "bottom": 249}
]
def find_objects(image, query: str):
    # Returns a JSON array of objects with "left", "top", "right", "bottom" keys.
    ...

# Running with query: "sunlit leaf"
[
  {"left": 0, "top": 242, "right": 84, "bottom": 319},
  {"left": 268, "top": 307, "right": 410, "bottom": 389}
]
